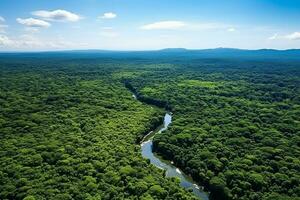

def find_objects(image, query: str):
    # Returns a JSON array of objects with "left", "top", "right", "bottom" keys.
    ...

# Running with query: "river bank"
[
  {"left": 126, "top": 82, "right": 209, "bottom": 199},
  {"left": 140, "top": 113, "right": 209, "bottom": 200}
]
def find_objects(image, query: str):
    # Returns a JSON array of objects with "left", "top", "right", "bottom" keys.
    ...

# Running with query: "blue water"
[{"left": 141, "top": 113, "right": 209, "bottom": 200}]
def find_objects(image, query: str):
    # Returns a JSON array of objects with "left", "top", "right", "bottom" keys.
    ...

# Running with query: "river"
[{"left": 140, "top": 112, "right": 209, "bottom": 200}]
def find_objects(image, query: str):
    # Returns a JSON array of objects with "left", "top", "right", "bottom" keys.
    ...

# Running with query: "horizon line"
[{"left": 1, "top": 47, "right": 300, "bottom": 54}]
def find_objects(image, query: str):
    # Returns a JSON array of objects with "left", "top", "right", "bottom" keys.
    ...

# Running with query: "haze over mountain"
[{"left": 1, "top": 48, "right": 300, "bottom": 61}]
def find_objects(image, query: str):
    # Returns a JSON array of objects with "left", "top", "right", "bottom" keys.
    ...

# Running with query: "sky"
[{"left": 0, "top": 0, "right": 300, "bottom": 51}]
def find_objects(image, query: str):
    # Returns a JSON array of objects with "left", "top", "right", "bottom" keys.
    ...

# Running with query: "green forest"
[{"left": 0, "top": 54, "right": 299, "bottom": 200}]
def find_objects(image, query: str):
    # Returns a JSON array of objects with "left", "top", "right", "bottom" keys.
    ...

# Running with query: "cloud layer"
[
  {"left": 0, "top": 34, "right": 83, "bottom": 49},
  {"left": 100, "top": 12, "right": 117, "bottom": 19},
  {"left": 227, "top": 28, "right": 236, "bottom": 32},
  {"left": 17, "top": 18, "right": 51, "bottom": 28},
  {"left": 32, "top": 9, "right": 81, "bottom": 22},
  {"left": 285, "top": 32, "right": 300, "bottom": 40},
  {"left": 269, "top": 32, "right": 300, "bottom": 41},
  {"left": 141, "top": 21, "right": 186, "bottom": 30},
  {"left": 0, "top": 34, "right": 13, "bottom": 46}
]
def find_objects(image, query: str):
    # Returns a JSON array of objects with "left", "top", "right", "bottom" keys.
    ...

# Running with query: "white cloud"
[
  {"left": 0, "top": 16, "right": 5, "bottom": 22},
  {"left": 0, "top": 34, "right": 42, "bottom": 48},
  {"left": 268, "top": 33, "right": 279, "bottom": 40},
  {"left": 140, "top": 21, "right": 186, "bottom": 30},
  {"left": 32, "top": 9, "right": 81, "bottom": 22},
  {"left": 0, "top": 34, "right": 82, "bottom": 49},
  {"left": 227, "top": 28, "right": 236, "bottom": 32},
  {"left": 140, "top": 21, "right": 232, "bottom": 31},
  {"left": 285, "top": 32, "right": 300, "bottom": 40},
  {"left": 17, "top": 18, "right": 51, "bottom": 28},
  {"left": 268, "top": 32, "right": 300, "bottom": 41},
  {"left": 17, "top": 34, "right": 45, "bottom": 47},
  {"left": 99, "top": 12, "right": 117, "bottom": 19},
  {"left": 0, "top": 34, "right": 14, "bottom": 46}
]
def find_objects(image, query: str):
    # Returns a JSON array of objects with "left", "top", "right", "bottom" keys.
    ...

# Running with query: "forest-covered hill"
[{"left": 0, "top": 53, "right": 299, "bottom": 200}]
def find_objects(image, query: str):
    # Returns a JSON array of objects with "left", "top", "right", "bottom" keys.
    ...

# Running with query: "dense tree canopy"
[
  {"left": 0, "top": 54, "right": 299, "bottom": 200},
  {"left": 126, "top": 60, "right": 300, "bottom": 200},
  {"left": 0, "top": 57, "right": 197, "bottom": 200}
]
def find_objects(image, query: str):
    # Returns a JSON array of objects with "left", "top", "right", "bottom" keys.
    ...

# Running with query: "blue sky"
[{"left": 0, "top": 0, "right": 300, "bottom": 51}]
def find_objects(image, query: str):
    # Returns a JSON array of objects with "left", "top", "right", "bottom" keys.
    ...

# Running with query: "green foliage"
[
  {"left": 23, "top": 196, "right": 36, "bottom": 200},
  {"left": 0, "top": 55, "right": 299, "bottom": 200},
  {"left": 178, "top": 80, "right": 220, "bottom": 88},
  {"left": 0, "top": 58, "right": 197, "bottom": 200},
  {"left": 125, "top": 59, "right": 300, "bottom": 200}
]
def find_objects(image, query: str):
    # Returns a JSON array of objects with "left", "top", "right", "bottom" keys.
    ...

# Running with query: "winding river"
[{"left": 134, "top": 92, "right": 209, "bottom": 200}]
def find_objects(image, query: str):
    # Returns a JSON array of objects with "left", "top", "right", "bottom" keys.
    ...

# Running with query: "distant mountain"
[
  {"left": 154, "top": 48, "right": 300, "bottom": 60},
  {"left": 158, "top": 47, "right": 300, "bottom": 55},
  {"left": 1, "top": 48, "right": 300, "bottom": 61},
  {"left": 159, "top": 48, "right": 189, "bottom": 52}
]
